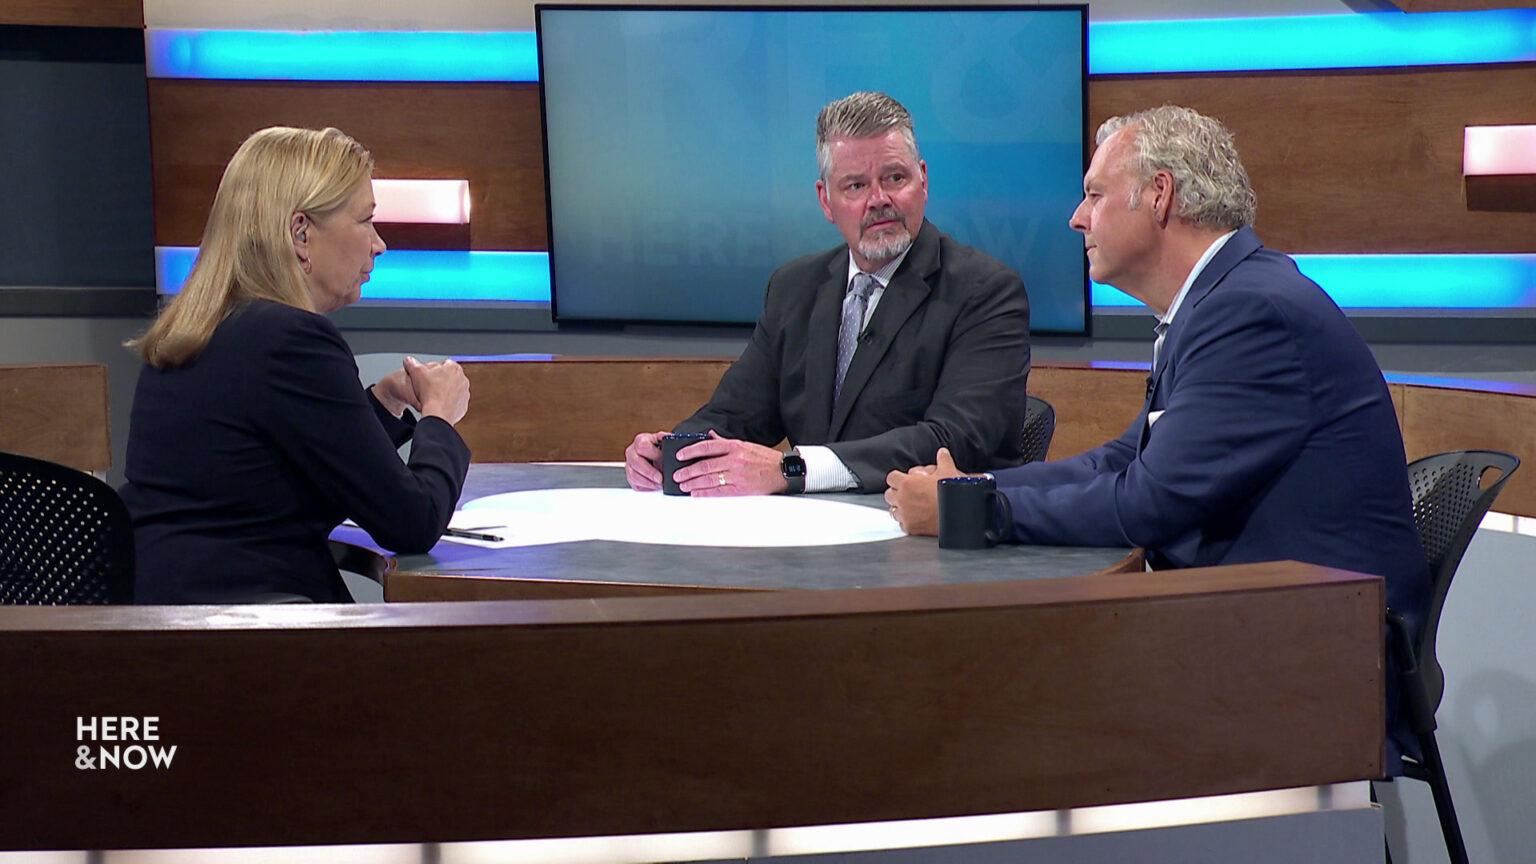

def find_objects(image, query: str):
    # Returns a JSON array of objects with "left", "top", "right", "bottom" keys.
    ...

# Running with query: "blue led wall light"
[
  {"left": 158, "top": 247, "right": 1536, "bottom": 312},
  {"left": 155, "top": 248, "right": 551, "bottom": 303},
  {"left": 145, "top": 11, "right": 1536, "bottom": 81},
  {"left": 1089, "top": 9, "right": 1536, "bottom": 75},
  {"left": 1091, "top": 254, "right": 1536, "bottom": 310},
  {"left": 146, "top": 30, "right": 539, "bottom": 81}
]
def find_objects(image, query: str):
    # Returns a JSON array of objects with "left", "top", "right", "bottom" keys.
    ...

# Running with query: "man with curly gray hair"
[
  {"left": 887, "top": 105, "right": 1427, "bottom": 776},
  {"left": 1096, "top": 105, "right": 1257, "bottom": 232}
]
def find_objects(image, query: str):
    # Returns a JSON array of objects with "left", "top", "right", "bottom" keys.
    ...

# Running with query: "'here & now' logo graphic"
[{"left": 75, "top": 716, "right": 177, "bottom": 770}]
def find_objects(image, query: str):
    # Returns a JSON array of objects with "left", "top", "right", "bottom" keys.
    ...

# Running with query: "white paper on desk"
[
  {"left": 439, "top": 508, "right": 594, "bottom": 548},
  {"left": 456, "top": 488, "right": 903, "bottom": 548}
]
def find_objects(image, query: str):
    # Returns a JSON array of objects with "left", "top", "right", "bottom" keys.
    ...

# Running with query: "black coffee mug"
[
  {"left": 937, "top": 476, "right": 1013, "bottom": 549},
  {"left": 660, "top": 432, "right": 710, "bottom": 496}
]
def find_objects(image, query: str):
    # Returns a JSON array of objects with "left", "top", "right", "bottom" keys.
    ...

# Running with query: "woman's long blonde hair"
[{"left": 131, "top": 126, "right": 374, "bottom": 368}]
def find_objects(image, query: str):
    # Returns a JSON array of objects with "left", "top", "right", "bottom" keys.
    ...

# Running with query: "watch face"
[{"left": 783, "top": 453, "right": 806, "bottom": 477}]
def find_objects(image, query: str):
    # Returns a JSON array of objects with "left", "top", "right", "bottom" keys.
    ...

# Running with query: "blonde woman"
[{"left": 121, "top": 127, "right": 471, "bottom": 603}]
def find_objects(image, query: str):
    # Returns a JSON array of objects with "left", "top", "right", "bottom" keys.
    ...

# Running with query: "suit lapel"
[
  {"left": 828, "top": 221, "right": 938, "bottom": 437},
  {"left": 805, "top": 254, "right": 848, "bottom": 438},
  {"left": 1145, "top": 227, "right": 1262, "bottom": 405}
]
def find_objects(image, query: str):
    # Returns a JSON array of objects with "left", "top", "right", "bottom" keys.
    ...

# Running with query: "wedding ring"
[{"left": 717, "top": 472, "right": 727, "bottom": 487}]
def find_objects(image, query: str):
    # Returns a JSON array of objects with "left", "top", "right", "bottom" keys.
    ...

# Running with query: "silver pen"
[{"left": 443, "top": 527, "right": 503, "bottom": 542}]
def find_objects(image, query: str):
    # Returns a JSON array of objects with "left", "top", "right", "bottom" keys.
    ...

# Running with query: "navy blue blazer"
[
  {"left": 122, "top": 300, "right": 470, "bottom": 603},
  {"left": 676, "top": 220, "right": 1031, "bottom": 489},
  {"left": 992, "top": 228, "right": 1429, "bottom": 771}
]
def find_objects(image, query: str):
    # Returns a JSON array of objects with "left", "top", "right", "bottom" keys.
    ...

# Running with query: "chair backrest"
[
  {"left": 1021, "top": 395, "right": 1056, "bottom": 464},
  {"left": 0, "top": 450, "right": 134, "bottom": 604},
  {"left": 1406, "top": 449, "right": 1519, "bottom": 707}
]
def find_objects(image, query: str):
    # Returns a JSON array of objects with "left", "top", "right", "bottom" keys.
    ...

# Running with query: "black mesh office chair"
[
  {"left": 0, "top": 450, "right": 134, "bottom": 604},
  {"left": 1386, "top": 449, "right": 1519, "bottom": 864},
  {"left": 1020, "top": 395, "right": 1056, "bottom": 464}
]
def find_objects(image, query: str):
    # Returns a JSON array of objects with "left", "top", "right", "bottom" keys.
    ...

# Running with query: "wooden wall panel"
[
  {"left": 0, "top": 0, "right": 141, "bottom": 28},
  {"left": 0, "top": 363, "right": 112, "bottom": 472},
  {"left": 1464, "top": 173, "right": 1536, "bottom": 213},
  {"left": 1090, "top": 65, "right": 1536, "bottom": 254},
  {"left": 1028, "top": 364, "right": 1147, "bottom": 460},
  {"left": 1395, "top": 381, "right": 1536, "bottom": 516},
  {"left": 0, "top": 561, "right": 1382, "bottom": 850},
  {"left": 147, "top": 80, "right": 546, "bottom": 251},
  {"left": 459, "top": 357, "right": 734, "bottom": 462},
  {"left": 454, "top": 359, "right": 1150, "bottom": 465}
]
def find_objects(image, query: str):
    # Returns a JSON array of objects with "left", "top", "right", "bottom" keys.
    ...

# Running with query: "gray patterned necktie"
[{"left": 834, "top": 272, "right": 878, "bottom": 404}]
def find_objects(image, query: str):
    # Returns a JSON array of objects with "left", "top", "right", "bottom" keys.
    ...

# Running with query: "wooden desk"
[
  {"left": 358, "top": 463, "right": 1138, "bottom": 602},
  {"left": 0, "top": 559, "right": 1383, "bottom": 851},
  {"left": 0, "top": 358, "right": 1413, "bottom": 850}
]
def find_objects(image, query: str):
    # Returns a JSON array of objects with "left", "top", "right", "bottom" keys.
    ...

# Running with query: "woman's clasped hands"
[{"left": 372, "top": 356, "right": 471, "bottom": 424}]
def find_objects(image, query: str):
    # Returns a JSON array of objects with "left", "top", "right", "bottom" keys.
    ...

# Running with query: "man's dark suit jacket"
[
  {"left": 991, "top": 227, "right": 1429, "bottom": 772},
  {"left": 121, "top": 300, "right": 470, "bottom": 603},
  {"left": 675, "top": 220, "right": 1031, "bottom": 490}
]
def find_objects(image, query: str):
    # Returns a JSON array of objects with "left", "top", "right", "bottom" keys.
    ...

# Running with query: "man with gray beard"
[{"left": 624, "top": 91, "right": 1031, "bottom": 496}]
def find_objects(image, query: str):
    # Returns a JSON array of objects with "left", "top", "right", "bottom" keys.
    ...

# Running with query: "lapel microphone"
[{"left": 1145, "top": 375, "right": 1154, "bottom": 398}]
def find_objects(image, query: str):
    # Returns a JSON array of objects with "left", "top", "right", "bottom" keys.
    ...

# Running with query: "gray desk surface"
[{"left": 347, "top": 463, "right": 1133, "bottom": 591}]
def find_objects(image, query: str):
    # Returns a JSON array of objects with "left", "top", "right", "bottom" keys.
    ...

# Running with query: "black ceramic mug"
[
  {"left": 660, "top": 432, "right": 710, "bottom": 496},
  {"left": 937, "top": 476, "right": 1013, "bottom": 549}
]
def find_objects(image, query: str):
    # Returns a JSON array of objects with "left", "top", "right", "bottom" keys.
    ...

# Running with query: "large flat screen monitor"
[
  {"left": 537, "top": 4, "right": 1088, "bottom": 333},
  {"left": 0, "top": 25, "right": 154, "bottom": 291}
]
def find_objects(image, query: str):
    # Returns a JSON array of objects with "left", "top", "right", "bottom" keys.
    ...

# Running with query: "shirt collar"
[
  {"left": 845, "top": 244, "right": 911, "bottom": 289},
  {"left": 1159, "top": 229, "right": 1238, "bottom": 330}
]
